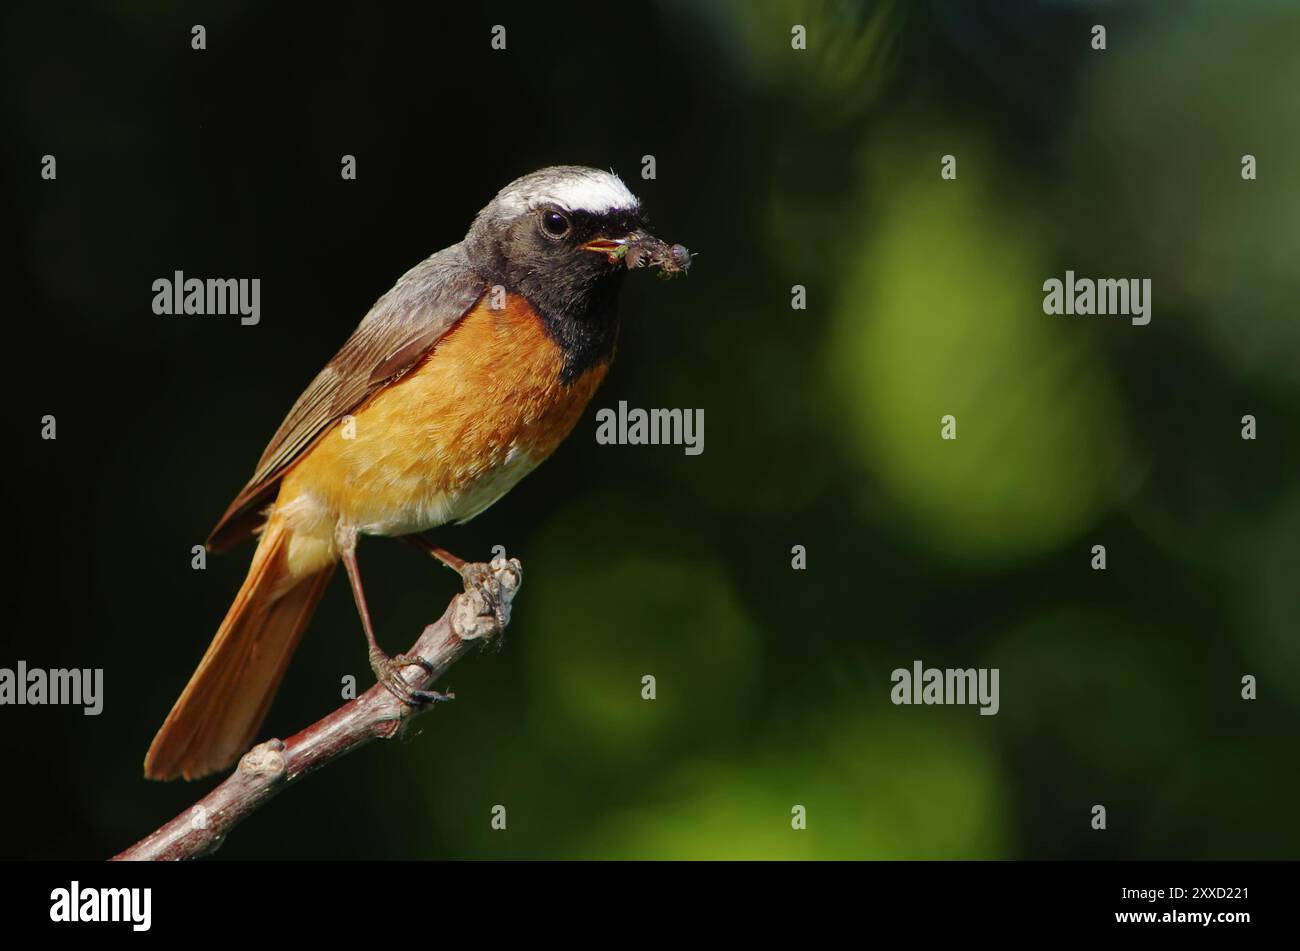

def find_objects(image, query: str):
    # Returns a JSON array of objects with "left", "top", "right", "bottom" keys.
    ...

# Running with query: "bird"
[{"left": 145, "top": 165, "right": 689, "bottom": 781}]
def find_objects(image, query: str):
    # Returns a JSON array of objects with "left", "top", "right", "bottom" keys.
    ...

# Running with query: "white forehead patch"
[
  {"left": 495, "top": 167, "right": 640, "bottom": 217},
  {"left": 546, "top": 170, "right": 639, "bottom": 214}
]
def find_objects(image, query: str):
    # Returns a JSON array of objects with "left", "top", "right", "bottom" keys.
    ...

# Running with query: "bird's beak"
[
  {"left": 580, "top": 235, "right": 634, "bottom": 258},
  {"left": 581, "top": 230, "right": 692, "bottom": 276}
]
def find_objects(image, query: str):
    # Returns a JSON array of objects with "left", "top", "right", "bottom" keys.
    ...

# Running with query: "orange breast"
[{"left": 276, "top": 292, "right": 609, "bottom": 541}]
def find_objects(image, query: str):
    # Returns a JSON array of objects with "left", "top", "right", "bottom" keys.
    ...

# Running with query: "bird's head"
[{"left": 463, "top": 165, "right": 689, "bottom": 376}]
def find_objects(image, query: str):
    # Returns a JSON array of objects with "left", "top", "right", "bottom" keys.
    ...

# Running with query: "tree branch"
[{"left": 111, "top": 555, "right": 522, "bottom": 861}]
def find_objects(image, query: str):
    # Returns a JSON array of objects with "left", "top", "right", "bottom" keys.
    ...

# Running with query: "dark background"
[{"left": 3, "top": 1, "right": 1297, "bottom": 860}]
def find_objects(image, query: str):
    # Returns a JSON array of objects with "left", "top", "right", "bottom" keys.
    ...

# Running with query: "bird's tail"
[{"left": 144, "top": 517, "right": 335, "bottom": 781}]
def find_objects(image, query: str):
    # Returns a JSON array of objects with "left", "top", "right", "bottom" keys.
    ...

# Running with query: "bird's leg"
[
  {"left": 401, "top": 533, "right": 471, "bottom": 572},
  {"left": 402, "top": 534, "right": 510, "bottom": 632},
  {"left": 336, "top": 527, "right": 450, "bottom": 706}
]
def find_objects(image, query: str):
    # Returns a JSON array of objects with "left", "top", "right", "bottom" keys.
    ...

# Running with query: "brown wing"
[{"left": 206, "top": 244, "right": 486, "bottom": 552}]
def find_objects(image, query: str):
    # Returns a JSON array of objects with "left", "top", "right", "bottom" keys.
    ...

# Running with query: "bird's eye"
[{"left": 540, "top": 210, "right": 570, "bottom": 238}]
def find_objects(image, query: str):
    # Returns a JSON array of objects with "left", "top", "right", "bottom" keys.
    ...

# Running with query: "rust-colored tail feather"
[{"left": 145, "top": 519, "right": 334, "bottom": 781}]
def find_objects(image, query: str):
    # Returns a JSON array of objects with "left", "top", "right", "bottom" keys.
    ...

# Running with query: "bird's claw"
[{"left": 369, "top": 648, "right": 453, "bottom": 707}]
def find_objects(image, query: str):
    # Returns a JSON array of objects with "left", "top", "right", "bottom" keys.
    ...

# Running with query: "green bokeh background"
[{"left": 2, "top": 1, "right": 1296, "bottom": 859}]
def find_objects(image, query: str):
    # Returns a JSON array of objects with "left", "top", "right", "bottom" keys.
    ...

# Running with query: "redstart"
[{"left": 145, "top": 166, "right": 689, "bottom": 780}]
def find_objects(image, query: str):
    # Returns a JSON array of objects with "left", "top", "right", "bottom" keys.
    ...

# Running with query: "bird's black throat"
[
  {"left": 478, "top": 257, "right": 624, "bottom": 383},
  {"left": 527, "top": 268, "right": 624, "bottom": 383}
]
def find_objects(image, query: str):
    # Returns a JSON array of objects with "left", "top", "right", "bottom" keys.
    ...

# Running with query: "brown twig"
[{"left": 111, "top": 556, "right": 522, "bottom": 861}]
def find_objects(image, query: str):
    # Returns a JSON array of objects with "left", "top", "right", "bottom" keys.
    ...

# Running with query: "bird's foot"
[{"left": 368, "top": 648, "right": 454, "bottom": 706}]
